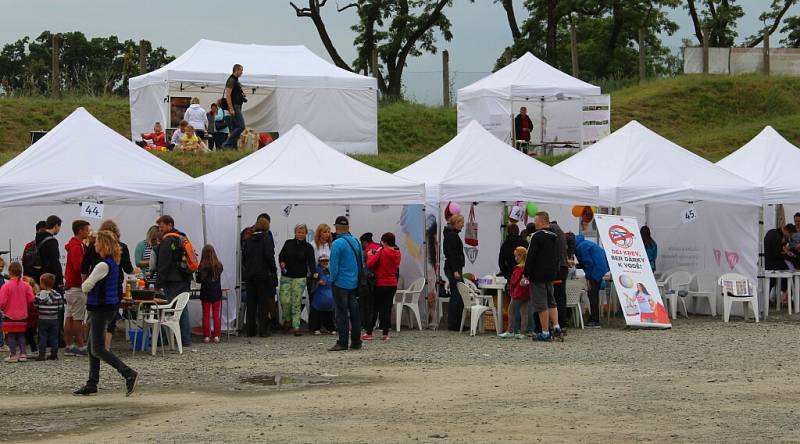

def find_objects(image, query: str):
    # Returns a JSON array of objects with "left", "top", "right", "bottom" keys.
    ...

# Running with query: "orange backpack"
[{"left": 164, "top": 232, "right": 199, "bottom": 273}]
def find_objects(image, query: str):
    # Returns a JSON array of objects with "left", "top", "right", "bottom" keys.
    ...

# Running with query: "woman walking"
[
  {"left": 364, "top": 232, "right": 401, "bottom": 341},
  {"left": 74, "top": 230, "right": 138, "bottom": 396},
  {"left": 279, "top": 224, "right": 316, "bottom": 336}
]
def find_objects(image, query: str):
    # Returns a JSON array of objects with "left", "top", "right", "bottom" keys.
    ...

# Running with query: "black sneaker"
[
  {"left": 48, "top": 355, "right": 58, "bottom": 361},
  {"left": 586, "top": 321, "right": 602, "bottom": 329},
  {"left": 328, "top": 343, "right": 348, "bottom": 351},
  {"left": 125, "top": 371, "right": 139, "bottom": 397},
  {"left": 73, "top": 385, "right": 97, "bottom": 396},
  {"left": 36, "top": 354, "right": 46, "bottom": 362},
  {"left": 350, "top": 343, "right": 362, "bottom": 350}
]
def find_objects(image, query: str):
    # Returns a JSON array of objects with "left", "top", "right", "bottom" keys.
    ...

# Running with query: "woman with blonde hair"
[
  {"left": 443, "top": 214, "right": 466, "bottom": 331},
  {"left": 183, "top": 96, "right": 208, "bottom": 140},
  {"left": 74, "top": 230, "right": 138, "bottom": 396},
  {"left": 312, "top": 223, "right": 333, "bottom": 263},
  {"left": 278, "top": 224, "right": 316, "bottom": 336}
]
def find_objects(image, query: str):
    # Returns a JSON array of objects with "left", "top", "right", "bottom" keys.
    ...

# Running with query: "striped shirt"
[{"left": 34, "top": 290, "right": 64, "bottom": 320}]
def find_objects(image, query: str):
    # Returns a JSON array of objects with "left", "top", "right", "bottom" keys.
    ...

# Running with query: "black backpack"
[{"left": 22, "top": 236, "right": 54, "bottom": 279}]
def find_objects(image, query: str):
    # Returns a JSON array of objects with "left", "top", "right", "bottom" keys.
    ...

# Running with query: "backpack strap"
[{"left": 342, "top": 237, "right": 363, "bottom": 275}]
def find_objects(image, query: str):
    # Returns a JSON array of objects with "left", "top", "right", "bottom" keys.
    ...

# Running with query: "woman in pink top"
[{"left": 0, "top": 262, "right": 35, "bottom": 362}]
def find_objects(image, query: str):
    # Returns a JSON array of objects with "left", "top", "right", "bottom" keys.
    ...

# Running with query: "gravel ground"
[{"left": 2, "top": 313, "right": 800, "bottom": 443}]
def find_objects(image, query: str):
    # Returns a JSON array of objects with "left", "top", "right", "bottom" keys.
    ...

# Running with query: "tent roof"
[
  {"left": 394, "top": 121, "right": 597, "bottom": 204},
  {"left": 198, "top": 125, "right": 424, "bottom": 205},
  {"left": 129, "top": 39, "right": 376, "bottom": 90},
  {"left": 717, "top": 126, "right": 800, "bottom": 204},
  {"left": 0, "top": 107, "right": 203, "bottom": 206},
  {"left": 458, "top": 52, "right": 601, "bottom": 101},
  {"left": 554, "top": 121, "right": 761, "bottom": 206}
]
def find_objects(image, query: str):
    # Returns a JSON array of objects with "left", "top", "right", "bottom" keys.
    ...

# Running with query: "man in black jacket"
[
  {"left": 524, "top": 212, "right": 561, "bottom": 342},
  {"left": 550, "top": 221, "right": 570, "bottom": 329},
  {"left": 764, "top": 225, "right": 792, "bottom": 299},
  {"left": 156, "top": 215, "right": 193, "bottom": 346},
  {"left": 241, "top": 216, "right": 278, "bottom": 337},
  {"left": 34, "top": 216, "right": 63, "bottom": 290}
]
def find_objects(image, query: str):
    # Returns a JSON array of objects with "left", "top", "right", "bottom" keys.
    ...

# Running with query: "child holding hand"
[{"left": 499, "top": 247, "right": 529, "bottom": 339}]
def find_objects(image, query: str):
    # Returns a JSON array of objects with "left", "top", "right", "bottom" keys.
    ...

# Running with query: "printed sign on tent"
[
  {"left": 595, "top": 215, "right": 671, "bottom": 329},
  {"left": 682, "top": 205, "right": 697, "bottom": 224},
  {"left": 79, "top": 201, "right": 104, "bottom": 220}
]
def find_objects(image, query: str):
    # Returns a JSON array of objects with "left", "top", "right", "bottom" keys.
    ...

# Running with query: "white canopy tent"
[
  {"left": 555, "top": 120, "right": 762, "bottom": 300},
  {"left": 199, "top": 124, "right": 425, "bottom": 328},
  {"left": 396, "top": 120, "right": 598, "bottom": 206},
  {"left": 396, "top": 121, "right": 598, "bottom": 305},
  {"left": 129, "top": 39, "right": 378, "bottom": 154},
  {"left": 457, "top": 52, "right": 609, "bottom": 150},
  {"left": 717, "top": 126, "right": 800, "bottom": 318},
  {"left": 717, "top": 126, "right": 800, "bottom": 204},
  {"left": 0, "top": 107, "right": 205, "bottom": 289}
]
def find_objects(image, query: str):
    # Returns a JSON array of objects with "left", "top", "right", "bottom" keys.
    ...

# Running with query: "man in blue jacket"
[
  {"left": 328, "top": 216, "right": 363, "bottom": 351},
  {"left": 574, "top": 234, "right": 610, "bottom": 328}
]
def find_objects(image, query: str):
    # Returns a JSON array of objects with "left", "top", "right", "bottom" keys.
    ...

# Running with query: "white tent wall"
[
  {"left": 203, "top": 204, "right": 239, "bottom": 331},
  {"left": 456, "top": 96, "right": 510, "bottom": 142},
  {"left": 274, "top": 88, "right": 377, "bottom": 154},
  {"left": 130, "top": 82, "right": 169, "bottom": 138},
  {"left": 645, "top": 201, "right": 759, "bottom": 315},
  {"left": 0, "top": 203, "right": 162, "bottom": 270}
]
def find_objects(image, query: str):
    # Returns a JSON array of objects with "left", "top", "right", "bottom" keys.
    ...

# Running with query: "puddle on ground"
[
  {"left": 240, "top": 374, "right": 346, "bottom": 388},
  {"left": 0, "top": 403, "right": 164, "bottom": 442}
]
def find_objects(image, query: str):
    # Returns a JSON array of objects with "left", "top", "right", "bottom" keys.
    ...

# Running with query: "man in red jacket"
[{"left": 64, "top": 220, "right": 91, "bottom": 356}]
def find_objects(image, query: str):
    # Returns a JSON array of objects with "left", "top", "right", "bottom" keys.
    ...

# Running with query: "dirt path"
[{"left": 2, "top": 317, "right": 800, "bottom": 443}]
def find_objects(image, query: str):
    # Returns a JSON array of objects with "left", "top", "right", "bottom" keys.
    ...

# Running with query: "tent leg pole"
[
  {"left": 236, "top": 205, "right": 242, "bottom": 334},
  {"left": 201, "top": 204, "right": 208, "bottom": 246},
  {"left": 420, "top": 205, "right": 429, "bottom": 330}
]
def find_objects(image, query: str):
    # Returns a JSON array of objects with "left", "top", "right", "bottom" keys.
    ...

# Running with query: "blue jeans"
[
  {"left": 164, "top": 281, "right": 192, "bottom": 344},
  {"left": 333, "top": 285, "right": 361, "bottom": 348},
  {"left": 223, "top": 105, "right": 245, "bottom": 147}
]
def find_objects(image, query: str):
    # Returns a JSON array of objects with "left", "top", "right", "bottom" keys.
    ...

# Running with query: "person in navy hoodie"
[
  {"left": 73, "top": 230, "right": 138, "bottom": 397},
  {"left": 574, "top": 234, "right": 610, "bottom": 328}
]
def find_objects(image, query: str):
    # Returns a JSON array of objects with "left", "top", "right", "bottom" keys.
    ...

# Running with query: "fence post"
[
  {"left": 442, "top": 50, "right": 450, "bottom": 107},
  {"left": 702, "top": 28, "right": 710, "bottom": 74},
  {"left": 139, "top": 40, "right": 148, "bottom": 74},
  {"left": 763, "top": 28, "right": 770, "bottom": 76},
  {"left": 638, "top": 28, "right": 646, "bottom": 84},
  {"left": 570, "top": 21, "right": 579, "bottom": 77},
  {"left": 51, "top": 35, "right": 60, "bottom": 97}
]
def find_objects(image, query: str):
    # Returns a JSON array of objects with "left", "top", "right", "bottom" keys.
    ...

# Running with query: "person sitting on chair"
[{"left": 514, "top": 107, "right": 534, "bottom": 143}]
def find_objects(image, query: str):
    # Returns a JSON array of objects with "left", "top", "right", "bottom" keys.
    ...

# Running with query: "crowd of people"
[{"left": 137, "top": 64, "right": 246, "bottom": 152}]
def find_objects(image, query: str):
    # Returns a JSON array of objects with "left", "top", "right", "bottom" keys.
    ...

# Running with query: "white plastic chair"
[
  {"left": 394, "top": 278, "right": 425, "bottom": 332},
  {"left": 457, "top": 281, "right": 497, "bottom": 336},
  {"left": 663, "top": 271, "right": 691, "bottom": 319},
  {"left": 565, "top": 279, "right": 585, "bottom": 329},
  {"left": 144, "top": 292, "right": 191, "bottom": 355},
  {"left": 687, "top": 273, "right": 718, "bottom": 316},
  {"left": 719, "top": 273, "right": 759, "bottom": 323},
  {"left": 437, "top": 280, "right": 450, "bottom": 327}
]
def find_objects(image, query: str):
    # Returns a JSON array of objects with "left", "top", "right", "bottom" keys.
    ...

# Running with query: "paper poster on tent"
[{"left": 595, "top": 215, "right": 671, "bottom": 329}]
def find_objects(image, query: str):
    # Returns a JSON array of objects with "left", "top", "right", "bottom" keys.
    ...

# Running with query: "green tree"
[
  {"left": 0, "top": 31, "right": 174, "bottom": 96},
  {"left": 782, "top": 15, "right": 800, "bottom": 47},
  {"left": 497, "top": 0, "right": 680, "bottom": 80},
  {"left": 685, "top": 0, "right": 744, "bottom": 46},
  {"left": 290, "top": 0, "right": 455, "bottom": 99}
]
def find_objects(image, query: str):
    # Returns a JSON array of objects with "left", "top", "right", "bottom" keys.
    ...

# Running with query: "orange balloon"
[{"left": 571, "top": 205, "right": 584, "bottom": 217}]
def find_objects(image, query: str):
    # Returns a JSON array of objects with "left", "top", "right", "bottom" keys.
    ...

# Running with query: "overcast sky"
[{"left": 1, "top": 0, "right": 797, "bottom": 103}]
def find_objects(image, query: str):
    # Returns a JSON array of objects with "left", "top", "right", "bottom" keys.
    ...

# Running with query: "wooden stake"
[
  {"left": 638, "top": 28, "right": 646, "bottom": 84},
  {"left": 442, "top": 50, "right": 450, "bottom": 107}
]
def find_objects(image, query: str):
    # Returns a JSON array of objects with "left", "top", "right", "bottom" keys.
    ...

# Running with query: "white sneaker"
[
  {"left": 515, "top": 334, "right": 526, "bottom": 339},
  {"left": 497, "top": 331, "right": 515, "bottom": 339},
  {"left": 213, "top": 337, "right": 220, "bottom": 343},
  {"left": 314, "top": 330, "right": 321, "bottom": 336}
]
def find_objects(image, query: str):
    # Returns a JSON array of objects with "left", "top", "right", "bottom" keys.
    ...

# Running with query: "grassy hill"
[{"left": 2, "top": 74, "right": 800, "bottom": 175}]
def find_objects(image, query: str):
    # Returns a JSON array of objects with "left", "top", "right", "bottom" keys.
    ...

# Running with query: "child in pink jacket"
[{"left": 0, "top": 262, "right": 35, "bottom": 362}]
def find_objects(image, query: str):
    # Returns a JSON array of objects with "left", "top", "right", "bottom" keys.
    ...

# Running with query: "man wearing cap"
[{"left": 327, "top": 216, "right": 363, "bottom": 351}]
